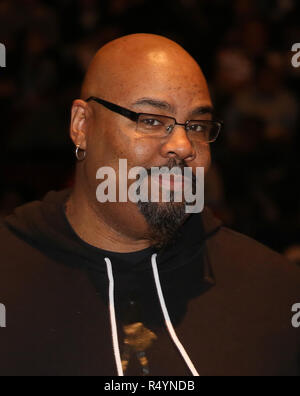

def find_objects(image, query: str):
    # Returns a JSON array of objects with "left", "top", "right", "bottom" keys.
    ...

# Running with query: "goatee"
[{"left": 137, "top": 159, "right": 195, "bottom": 250}]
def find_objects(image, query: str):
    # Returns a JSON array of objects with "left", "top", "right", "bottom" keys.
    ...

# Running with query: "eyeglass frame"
[{"left": 86, "top": 96, "right": 222, "bottom": 142}]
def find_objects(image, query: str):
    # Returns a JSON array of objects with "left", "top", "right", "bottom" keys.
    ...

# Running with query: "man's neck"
[{"left": 64, "top": 188, "right": 152, "bottom": 253}]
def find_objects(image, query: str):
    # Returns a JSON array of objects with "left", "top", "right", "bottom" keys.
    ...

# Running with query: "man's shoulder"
[
  {"left": 0, "top": 219, "right": 43, "bottom": 272},
  {"left": 0, "top": 218, "right": 31, "bottom": 248},
  {"left": 0, "top": 219, "right": 23, "bottom": 248},
  {"left": 219, "top": 225, "right": 292, "bottom": 264},
  {"left": 201, "top": 208, "right": 291, "bottom": 269},
  {"left": 208, "top": 224, "right": 300, "bottom": 290}
]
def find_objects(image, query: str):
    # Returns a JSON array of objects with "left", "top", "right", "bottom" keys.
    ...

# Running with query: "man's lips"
[{"left": 150, "top": 174, "right": 191, "bottom": 191}]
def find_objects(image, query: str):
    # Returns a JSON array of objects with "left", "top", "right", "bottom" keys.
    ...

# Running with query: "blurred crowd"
[{"left": 0, "top": 0, "right": 299, "bottom": 261}]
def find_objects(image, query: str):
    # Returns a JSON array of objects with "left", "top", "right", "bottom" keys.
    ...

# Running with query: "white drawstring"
[
  {"left": 105, "top": 254, "right": 199, "bottom": 377},
  {"left": 105, "top": 257, "right": 124, "bottom": 376},
  {"left": 151, "top": 253, "right": 200, "bottom": 376}
]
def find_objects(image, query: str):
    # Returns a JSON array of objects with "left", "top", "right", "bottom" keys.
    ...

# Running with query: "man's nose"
[{"left": 160, "top": 125, "right": 196, "bottom": 162}]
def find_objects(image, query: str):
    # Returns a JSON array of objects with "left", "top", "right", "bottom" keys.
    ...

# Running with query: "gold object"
[{"left": 121, "top": 322, "right": 157, "bottom": 375}]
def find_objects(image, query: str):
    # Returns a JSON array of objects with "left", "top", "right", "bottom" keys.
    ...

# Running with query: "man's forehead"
[{"left": 114, "top": 62, "right": 211, "bottom": 108}]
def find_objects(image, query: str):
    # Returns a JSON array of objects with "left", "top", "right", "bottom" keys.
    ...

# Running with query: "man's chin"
[{"left": 137, "top": 200, "right": 189, "bottom": 250}]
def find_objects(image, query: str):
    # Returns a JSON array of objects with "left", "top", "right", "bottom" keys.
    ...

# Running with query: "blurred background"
[{"left": 0, "top": 0, "right": 299, "bottom": 263}]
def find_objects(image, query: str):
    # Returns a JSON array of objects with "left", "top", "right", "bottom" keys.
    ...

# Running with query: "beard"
[
  {"left": 137, "top": 198, "right": 188, "bottom": 250},
  {"left": 137, "top": 159, "right": 196, "bottom": 250}
]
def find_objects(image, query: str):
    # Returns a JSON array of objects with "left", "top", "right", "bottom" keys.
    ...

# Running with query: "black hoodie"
[{"left": 0, "top": 189, "right": 299, "bottom": 376}]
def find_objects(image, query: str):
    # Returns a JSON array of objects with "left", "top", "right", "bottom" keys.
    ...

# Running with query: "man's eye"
[
  {"left": 142, "top": 118, "right": 163, "bottom": 126},
  {"left": 189, "top": 123, "right": 205, "bottom": 132},
  {"left": 189, "top": 122, "right": 210, "bottom": 132}
]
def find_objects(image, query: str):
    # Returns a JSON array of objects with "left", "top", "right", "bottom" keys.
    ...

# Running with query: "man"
[{"left": 0, "top": 34, "right": 299, "bottom": 376}]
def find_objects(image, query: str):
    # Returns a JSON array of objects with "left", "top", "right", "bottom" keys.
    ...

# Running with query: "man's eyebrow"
[
  {"left": 131, "top": 98, "right": 175, "bottom": 112},
  {"left": 131, "top": 98, "right": 214, "bottom": 117},
  {"left": 190, "top": 105, "right": 214, "bottom": 117}
]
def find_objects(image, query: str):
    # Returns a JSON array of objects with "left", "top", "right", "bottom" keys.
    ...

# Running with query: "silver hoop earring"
[{"left": 75, "top": 145, "right": 86, "bottom": 161}]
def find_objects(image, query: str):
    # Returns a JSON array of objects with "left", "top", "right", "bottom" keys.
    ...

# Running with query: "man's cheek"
[
  {"left": 129, "top": 138, "right": 159, "bottom": 162},
  {"left": 195, "top": 147, "right": 211, "bottom": 174}
]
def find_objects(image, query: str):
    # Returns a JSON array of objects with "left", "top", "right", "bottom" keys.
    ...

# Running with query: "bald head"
[{"left": 81, "top": 33, "right": 210, "bottom": 104}]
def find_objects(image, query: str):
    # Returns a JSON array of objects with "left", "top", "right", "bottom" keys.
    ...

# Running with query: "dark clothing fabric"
[{"left": 0, "top": 189, "right": 299, "bottom": 376}]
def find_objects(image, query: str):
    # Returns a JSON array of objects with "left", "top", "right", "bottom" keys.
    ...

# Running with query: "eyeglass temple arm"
[{"left": 86, "top": 96, "right": 139, "bottom": 122}]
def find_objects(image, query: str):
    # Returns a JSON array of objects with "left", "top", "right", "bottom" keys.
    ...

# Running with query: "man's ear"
[{"left": 70, "top": 99, "right": 90, "bottom": 150}]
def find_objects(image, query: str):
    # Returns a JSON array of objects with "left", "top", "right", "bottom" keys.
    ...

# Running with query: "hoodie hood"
[
  {"left": 4, "top": 188, "right": 222, "bottom": 277},
  {"left": 3, "top": 188, "right": 223, "bottom": 324}
]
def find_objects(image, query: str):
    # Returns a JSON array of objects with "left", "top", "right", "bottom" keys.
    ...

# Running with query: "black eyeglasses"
[{"left": 86, "top": 96, "right": 222, "bottom": 143}]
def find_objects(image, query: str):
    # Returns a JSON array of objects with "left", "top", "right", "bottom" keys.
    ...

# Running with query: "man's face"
[{"left": 82, "top": 47, "right": 213, "bottom": 248}]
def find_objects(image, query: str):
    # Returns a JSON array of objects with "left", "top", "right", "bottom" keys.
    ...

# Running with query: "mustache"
[
  {"left": 146, "top": 158, "right": 186, "bottom": 174},
  {"left": 145, "top": 159, "right": 197, "bottom": 188}
]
